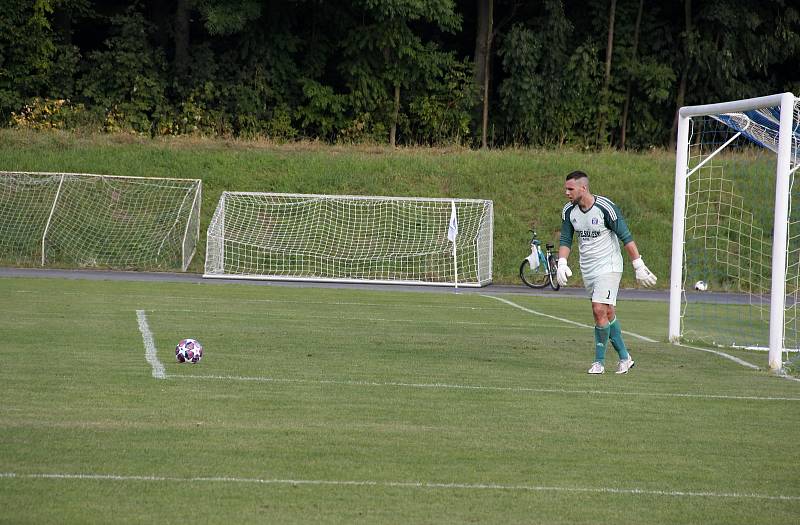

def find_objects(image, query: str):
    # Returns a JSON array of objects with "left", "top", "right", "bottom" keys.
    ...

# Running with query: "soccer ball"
[
  {"left": 176, "top": 338, "right": 203, "bottom": 364},
  {"left": 694, "top": 280, "right": 708, "bottom": 291}
]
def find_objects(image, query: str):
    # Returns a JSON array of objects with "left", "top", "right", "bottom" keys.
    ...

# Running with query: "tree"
[
  {"left": 77, "top": 5, "right": 169, "bottom": 133},
  {"left": 0, "top": 0, "right": 57, "bottom": 119},
  {"left": 620, "top": 0, "right": 643, "bottom": 150},
  {"left": 474, "top": 0, "right": 492, "bottom": 148},
  {"left": 597, "top": 0, "right": 617, "bottom": 146},
  {"left": 174, "top": 0, "right": 193, "bottom": 80},
  {"left": 1, "top": 0, "right": 797, "bottom": 146},
  {"left": 498, "top": 0, "right": 603, "bottom": 146},
  {"left": 337, "top": 0, "right": 465, "bottom": 144},
  {"left": 669, "top": 0, "right": 692, "bottom": 150}
]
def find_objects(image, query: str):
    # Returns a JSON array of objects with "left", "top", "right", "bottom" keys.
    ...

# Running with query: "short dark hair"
[{"left": 566, "top": 170, "right": 588, "bottom": 182}]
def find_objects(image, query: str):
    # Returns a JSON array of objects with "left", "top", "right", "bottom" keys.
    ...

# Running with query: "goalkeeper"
[{"left": 556, "top": 170, "right": 657, "bottom": 374}]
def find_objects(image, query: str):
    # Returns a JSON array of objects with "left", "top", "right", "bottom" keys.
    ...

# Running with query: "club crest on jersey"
[{"left": 591, "top": 217, "right": 598, "bottom": 224}]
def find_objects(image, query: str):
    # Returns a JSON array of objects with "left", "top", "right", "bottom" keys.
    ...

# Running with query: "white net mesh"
[
  {"left": 204, "top": 192, "right": 493, "bottom": 286},
  {"left": 710, "top": 104, "right": 800, "bottom": 157},
  {"left": 679, "top": 98, "right": 800, "bottom": 357},
  {"left": 0, "top": 172, "right": 201, "bottom": 271}
]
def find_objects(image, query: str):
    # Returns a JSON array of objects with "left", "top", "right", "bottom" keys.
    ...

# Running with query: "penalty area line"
[
  {"left": 136, "top": 310, "right": 165, "bottom": 379},
  {"left": 482, "top": 295, "right": 770, "bottom": 373},
  {"left": 675, "top": 342, "right": 760, "bottom": 370},
  {"left": 0, "top": 472, "right": 797, "bottom": 502},
  {"left": 480, "top": 294, "right": 657, "bottom": 343}
]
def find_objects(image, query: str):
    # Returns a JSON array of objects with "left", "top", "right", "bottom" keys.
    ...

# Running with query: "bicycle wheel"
[
  {"left": 547, "top": 254, "right": 561, "bottom": 291},
  {"left": 520, "top": 259, "right": 549, "bottom": 288}
]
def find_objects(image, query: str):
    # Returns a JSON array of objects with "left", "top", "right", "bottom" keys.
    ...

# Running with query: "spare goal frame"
[{"left": 203, "top": 192, "right": 494, "bottom": 287}]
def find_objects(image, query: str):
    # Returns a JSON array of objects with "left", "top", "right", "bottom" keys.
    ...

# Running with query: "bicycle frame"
[
  {"left": 520, "top": 229, "right": 560, "bottom": 291},
  {"left": 525, "top": 232, "right": 547, "bottom": 270}
]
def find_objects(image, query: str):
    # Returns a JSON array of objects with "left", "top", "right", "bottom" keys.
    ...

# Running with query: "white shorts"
[{"left": 584, "top": 272, "right": 622, "bottom": 306}]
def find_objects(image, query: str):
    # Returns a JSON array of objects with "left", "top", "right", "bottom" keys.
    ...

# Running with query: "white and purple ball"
[{"left": 176, "top": 338, "right": 203, "bottom": 364}]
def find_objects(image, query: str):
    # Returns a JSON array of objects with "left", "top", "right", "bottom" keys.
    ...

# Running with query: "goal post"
[
  {"left": 0, "top": 171, "right": 202, "bottom": 271},
  {"left": 203, "top": 192, "right": 493, "bottom": 287},
  {"left": 668, "top": 92, "right": 800, "bottom": 371}
]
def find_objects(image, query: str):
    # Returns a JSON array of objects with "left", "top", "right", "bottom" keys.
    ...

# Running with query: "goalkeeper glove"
[
  {"left": 556, "top": 258, "right": 572, "bottom": 286},
  {"left": 632, "top": 257, "right": 657, "bottom": 287}
]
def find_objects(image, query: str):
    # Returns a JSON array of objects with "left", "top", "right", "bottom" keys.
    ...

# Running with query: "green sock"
[
  {"left": 608, "top": 317, "right": 630, "bottom": 360},
  {"left": 594, "top": 324, "right": 610, "bottom": 363}
]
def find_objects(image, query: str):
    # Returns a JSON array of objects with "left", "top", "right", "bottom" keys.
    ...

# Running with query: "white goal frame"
[
  {"left": 203, "top": 192, "right": 493, "bottom": 287},
  {"left": 0, "top": 171, "right": 202, "bottom": 271},
  {"left": 668, "top": 92, "right": 798, "bottom": 371}
]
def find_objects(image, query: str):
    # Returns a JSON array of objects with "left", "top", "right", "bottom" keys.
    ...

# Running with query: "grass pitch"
[{"left": 1, "top": 275, "right": 799, "bottom": 524}]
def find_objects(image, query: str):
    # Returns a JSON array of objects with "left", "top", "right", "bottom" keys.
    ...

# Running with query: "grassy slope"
[{"left": 0, "top": 130, "right": 675, "bottom": 285}]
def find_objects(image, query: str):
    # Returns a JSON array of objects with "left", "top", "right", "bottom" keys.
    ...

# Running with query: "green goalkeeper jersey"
[{"left": 560, "top": 195, "right": 633, "bottom": 279}]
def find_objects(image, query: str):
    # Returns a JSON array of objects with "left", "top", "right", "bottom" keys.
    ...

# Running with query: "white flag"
[{"left": 447, "top": 200, "right": 458, "bottom": 242}]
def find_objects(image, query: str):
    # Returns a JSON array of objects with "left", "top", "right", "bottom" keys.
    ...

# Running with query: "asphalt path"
[{"left": 0, "top": 267, "right": 756, "bottom": 304}]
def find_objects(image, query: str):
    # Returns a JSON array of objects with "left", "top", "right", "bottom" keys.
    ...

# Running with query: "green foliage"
[
  {"left": 198, "top": 0, "right": 262, "bottom": 35},
  {"left": 166, "top": 91, "right": 231, "bottom": 136},
  {"left": 359, "top": 0, "right": 461, "bottom": 31},
  {"left": 47, "top": 41, "right": 81, "bottom": 100},
  {"left": 336, "top": 112, "right": 387, "bottom": 144},
  {"left": 77, "top": 5, "right": 168, "bottom": 134},
  {"left": 263, "top": 104, "right": 297, "bottom": 141},
  {"left": 8, "top": 97, "right": 94, "bottom": 130},
  {"left": 687, "top": 1, "right": 800, "bottom": 103},
  {"left": 337, "top": 0, "right": 467, "bottom": 144},
  {"left": 498, "top": 2, "right": 604, "bottom": 146},
  {"left": 0, "top": 0, "right": 56, "bottom": 120},
  {"left": 296, "top": 79, "right": 349, "bottom": 140},
  {"left": 622, "top": 55, "right": 676, "bottom": 149},
  {"left": 0, "top": 0, "right": 798, "bottom": 146},
  {"left": 611, "top": 3, "right": 678, "bottom": 148},
  {"left": 406, "top": 57, "right": 476, "bottom": 145}
]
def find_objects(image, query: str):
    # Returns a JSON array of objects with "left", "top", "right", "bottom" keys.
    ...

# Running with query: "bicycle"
[{"left": 519, "top": 229, "right": 560, "bottom": 290}]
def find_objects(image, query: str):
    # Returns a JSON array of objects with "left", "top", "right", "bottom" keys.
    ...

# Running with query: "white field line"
[
  {"left": 483, "top": 294, "right": 774, "bottom": 373},
  {"left": 169, "top": 374, "right": 800, "bottom": 401},
  {"left": 776, "top": 370, "right": 800, "bottom": 383},
  {"left": 480, "top": 294, "right": 658, "bottom": 343},
  {"left": 0, "top": 472, "right": 797, "bottom": 501},
  {"left": 136, "top": 310, "right": 165, "bottom": 380},
  {"left": 675, "top": 343, "right": 760, "bottom": 370}
]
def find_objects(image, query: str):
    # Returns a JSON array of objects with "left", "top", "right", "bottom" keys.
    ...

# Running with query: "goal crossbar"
[{"left": 220, "top": 191, "right": 491, "bottom": 204}]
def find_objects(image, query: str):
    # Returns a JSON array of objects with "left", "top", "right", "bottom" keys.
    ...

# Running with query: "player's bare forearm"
[
  {"left": 623, "top": 241, "right": 641, "bottom": 261},
  {"left": 558, "top": 246, "right": 571, "bottom": 260}
]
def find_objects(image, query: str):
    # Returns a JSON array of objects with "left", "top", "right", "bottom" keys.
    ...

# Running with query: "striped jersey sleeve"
[
  {"left": 560, "top": 202, "right": 575, "bottom": 247},
  {"left": 595, "top": 196, "right": 633, "bottom": 245}
]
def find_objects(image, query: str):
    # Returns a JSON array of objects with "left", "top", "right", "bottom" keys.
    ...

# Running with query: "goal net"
[
  {"left": 204, "top": 192, "right": 493, "bottom": 287},
  {"left": 668, "top": 93, "right": 800, "bottom": 371},
  {"left": 0, "top": 171, "right": 202, "bottom": 271}
]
